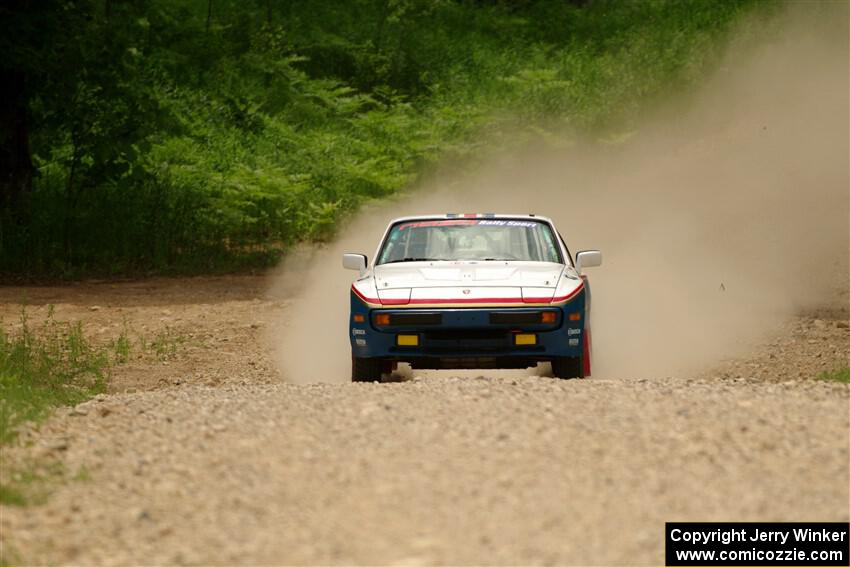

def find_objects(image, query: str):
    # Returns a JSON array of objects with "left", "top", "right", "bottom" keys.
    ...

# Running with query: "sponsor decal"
[
  {"left": 568, "top": 338, "right": 579, "bottom": 346},
  {"left": 355, "top": 338, "right": 367, "bottom": 346},
  {"left": 477, "top": 219, "right": 539, "bottom": 227},
  {"left": 352, "top": 329, "right": 366, "bottom": 336},
  {"left": 398, "top": 219, "right": 541, "bottom": 230},
  {"left": 568, "top": 328, "right": 582, "bottom": 336}
]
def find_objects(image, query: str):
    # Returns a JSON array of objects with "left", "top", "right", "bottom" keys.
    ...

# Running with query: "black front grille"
[
  {"left": 390, "top": 312, "right": 442, "bottom": 326},
  {"left": 490, "top": 311, "right": 542, "bottom": 325},
  {"left": 389, "top": 327, "right": 545, "bottom": 356},
  {"left": 425, "top": 329, "right": 508, "bottom": 341}
]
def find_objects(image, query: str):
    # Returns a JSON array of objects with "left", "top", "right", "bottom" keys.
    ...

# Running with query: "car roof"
[{"left": 387, "top": 213, "right": 555, "bottom": 224}]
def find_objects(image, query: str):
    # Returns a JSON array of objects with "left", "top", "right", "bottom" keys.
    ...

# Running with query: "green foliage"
[
  {"left": 0, "top": 308, "right": 108, "bottom": 445},
  {"left": 818, "top": 366, "right": 850, "bottom": 384},
  {"left": 0, "top": 308, "right": 194, "bottom": 512},
  {"left": 140, "top": 326, "right": 186, "bottom": 361},
  {"left": 0, "top": 460, "right": 65, "bottom": 507},
  {"left": 109, "top": 323, "right": 132, "bottom": 364},
  {"left": 0, "top": 307, "right": 120, "bottom": 510},
  {"left": 0, "top": 483, "right": 27, "bottom": 507},
  {"left": 0, "top": 0, "right": 768, "bottom": 276}
]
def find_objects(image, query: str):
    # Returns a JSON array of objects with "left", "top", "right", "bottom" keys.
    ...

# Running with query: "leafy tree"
[{"left": 0, "top": 0, "right": 764, "bottom": 277}]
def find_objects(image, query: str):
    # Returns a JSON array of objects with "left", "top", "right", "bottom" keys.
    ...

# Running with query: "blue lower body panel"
[{"left": 349, "top": 291, "right": 588, "bottom": 370}]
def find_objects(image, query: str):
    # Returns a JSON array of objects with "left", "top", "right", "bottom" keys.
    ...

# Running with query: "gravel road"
[
  {"left": 4, "top": 375, "right": 849, "bottom": 565},
  {"left": 1, "top": 278, "right": 848, "bottom": 566}
]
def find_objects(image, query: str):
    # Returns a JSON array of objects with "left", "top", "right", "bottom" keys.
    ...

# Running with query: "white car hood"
[{"left": 371, "top": 261, "right": 570, "bottom": 305}]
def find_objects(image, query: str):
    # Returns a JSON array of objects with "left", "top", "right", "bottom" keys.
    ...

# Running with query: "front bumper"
[{"left": 349, "top": 291, "right": 588, "bottom": 369}]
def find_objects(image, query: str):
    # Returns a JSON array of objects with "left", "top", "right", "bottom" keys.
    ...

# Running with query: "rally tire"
[
  {"left": 352, "top": 356, "right": 383, "bottom": 382},
  {"left": 551, "top": 356, "right": 583, "bottom": 379}
]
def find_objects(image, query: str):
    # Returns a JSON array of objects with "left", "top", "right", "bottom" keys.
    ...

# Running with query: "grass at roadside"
[
  {"left": 139, "top": 327, "right": 188, "bottom": 361},
  {"left": 818, "top": 366, "right": 850, "bottom": 384},
  {"left": 0, "top": 308, "right": 108, "bottom": 506},
  {"left": 0, "top": 308, "right": 108, "bottom": 447},
  {"left": 0, "top": 306, "right": 195, "bottom": 506},
  {"left": 0, "top": 308, "right": 146, "bottom": 507},
  {"left": 0, "top": 460, "right": 66, "bottom": 508}
]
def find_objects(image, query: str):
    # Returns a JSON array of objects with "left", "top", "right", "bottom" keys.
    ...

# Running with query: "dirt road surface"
[{"left": 1, "top": 276, "right": 847, "bottom": 565}]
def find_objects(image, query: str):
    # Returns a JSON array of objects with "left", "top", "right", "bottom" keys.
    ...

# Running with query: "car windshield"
[{"left": 377, "top": 219, "right": 562, "bottom": 264}]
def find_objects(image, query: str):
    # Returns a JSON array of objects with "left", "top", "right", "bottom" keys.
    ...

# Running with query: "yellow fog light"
[
  {"left": 353, "top": 314, "right": 365, "bottom": 323},
  {"left": 514, "top": 333, "right": 537, "bottom": 345},
  {"left": 397, "top": 334, "right": 419, "bottom": 346},
  {"left": 568, "top": 312, "right": 581, "bottom": 321}
]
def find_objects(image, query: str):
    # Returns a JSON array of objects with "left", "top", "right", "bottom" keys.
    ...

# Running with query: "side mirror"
[
  {"left": 575, "top": 250, "right": 602, "bottom": 273},
  {"left": 343, "top": 253, "right": 368, "bottom": 275}
]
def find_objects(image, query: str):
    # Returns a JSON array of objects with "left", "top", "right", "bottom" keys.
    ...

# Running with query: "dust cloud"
[{"left": 266, "top": 5, "right": 849, "bottom": 383}]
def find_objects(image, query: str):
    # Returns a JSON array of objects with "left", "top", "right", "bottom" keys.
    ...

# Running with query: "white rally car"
[{"left": 343, "top": 214, "right": 601, "bottom": 382}]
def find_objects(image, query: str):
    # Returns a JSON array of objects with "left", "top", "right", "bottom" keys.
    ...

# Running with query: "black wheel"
[
  {"left": 551, "top": 356, "right": 583, "bottom": 379},
  {"left": 352, "top": 356, "right": 383, "bottom": 382}
]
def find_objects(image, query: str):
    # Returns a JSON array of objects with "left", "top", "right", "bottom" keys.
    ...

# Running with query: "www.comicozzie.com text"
[{"left": 669, "top": 527, "right": 848, "bottom": 546}]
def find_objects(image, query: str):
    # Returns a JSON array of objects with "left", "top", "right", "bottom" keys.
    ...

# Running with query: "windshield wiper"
[{"left": 382, "top": 257, "right": 433, "bottom": 264}]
